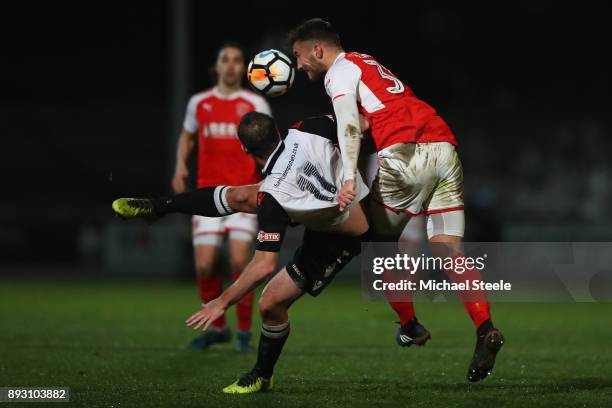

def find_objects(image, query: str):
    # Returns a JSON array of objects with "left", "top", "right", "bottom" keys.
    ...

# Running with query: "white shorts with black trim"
[{"left": 192, "top": 213, "right": 257, "bottom": 247}]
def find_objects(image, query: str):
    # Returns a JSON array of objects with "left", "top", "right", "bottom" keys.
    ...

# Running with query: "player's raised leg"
[
  {"left": 112, "top": 184, "right": 260, "bottom": 221},
  {"left": 223, "top": 268, "right": 303, "bottom": 394}
]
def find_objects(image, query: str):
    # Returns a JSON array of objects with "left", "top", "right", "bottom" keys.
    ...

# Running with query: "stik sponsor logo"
[{"left": 257, "top": 231, "right": 280, "bottom": 242}]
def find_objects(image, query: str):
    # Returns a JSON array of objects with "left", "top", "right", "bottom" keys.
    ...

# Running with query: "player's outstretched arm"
[
  {"left": 111, "top": 183, "right": 261, "bottom": 221},
  {"left": 186, "top": 192, "right": 287, "bottom": 331},
  {"left": 185, "top": 251, "right": 279, "bottom": 331}
]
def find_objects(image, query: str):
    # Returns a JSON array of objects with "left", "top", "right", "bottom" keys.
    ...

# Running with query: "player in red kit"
[
  {"left": 289, "top": 19, "right": 504, "bottom": 382},
  {"left": 172, "top": 42, "right": 271, "bottom": 351}
]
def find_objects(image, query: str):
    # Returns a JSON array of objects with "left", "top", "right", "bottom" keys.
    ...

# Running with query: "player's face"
[
  {"left": 293, "top": 41, "right": 327, "bottom": 81},
  {"left": 216, "top": 47, "right": 245, "bottom": 87}
]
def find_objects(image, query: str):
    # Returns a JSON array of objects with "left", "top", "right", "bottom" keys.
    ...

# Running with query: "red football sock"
[
  {"left": 232, "top": 271, "right": 254, "bottom": 331},
  {"left": 462, "top": 301, "right": 491, "bottom": 329},
  {"left": 443, "top": 254, "right": 492, "bottom": 329},
  {"left": 196, "top": 275, "right": 226, "bottom": 329},
  {"left": 389, "top": 301, "right": 416, "bottom": 325},
  {"left": 382, "top": 268, "right": 417, "bottom": 325},
  {"left": 382, "top": 270, "right": 414, "bottom": 324}
]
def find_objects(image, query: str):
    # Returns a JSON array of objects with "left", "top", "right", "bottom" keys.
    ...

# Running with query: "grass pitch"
[{"left": 1, "top": 280, "right": 611, "bottom": 407}]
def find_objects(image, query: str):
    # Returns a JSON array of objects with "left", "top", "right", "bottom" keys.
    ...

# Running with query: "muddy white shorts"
[
  {"left": 369, "top": 142, "right": 465, "bottom": 238},
  {"left": 371, "top": 142, "right": 464, "bottom": 215}
]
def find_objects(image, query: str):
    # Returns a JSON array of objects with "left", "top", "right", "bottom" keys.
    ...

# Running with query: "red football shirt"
[
  {"left": 324, "top": 52, "right": 457, "bottom": 151},
  {"left": 183, "top": 87, "right": 271, "bottom": 187}
]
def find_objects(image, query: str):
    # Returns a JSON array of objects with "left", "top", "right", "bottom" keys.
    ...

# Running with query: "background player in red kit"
[
  {"left": 172, "top": 42, "right": 271, "bottom": 351},
  {"left": 289, "top": 19, "right": 504, "bottom": 381}
]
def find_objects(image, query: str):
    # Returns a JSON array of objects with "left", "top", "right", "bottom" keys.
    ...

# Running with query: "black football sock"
[
  {"left": 152, "top": 186, "right": 233, "bottom": 217},
  {"left": 253, "top": 321, "right": 290, "bottom": 379}
]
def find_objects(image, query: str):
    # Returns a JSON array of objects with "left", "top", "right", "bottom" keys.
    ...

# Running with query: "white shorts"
[
  {"left": 371, "top": 142, "right": 464, "bottom": 215},
  {"left": 192, "top": 213, "right": 257, "bottom": 247},
  {"left": 367, "top": 142, "right": 465, "bottom": 239}
]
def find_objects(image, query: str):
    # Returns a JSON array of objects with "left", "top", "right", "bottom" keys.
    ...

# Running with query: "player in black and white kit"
[{"left": 112, "top": 112, "right": 370, "bottom": 394}]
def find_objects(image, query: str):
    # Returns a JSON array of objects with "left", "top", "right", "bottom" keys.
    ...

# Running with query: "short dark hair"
[
  {"left": 217, "top": 41, "right": 246, "bottom": 62},
  {"left": 209, "top": 41, "right": 247, "bottom": 84},
  {"left": 288, "top": 18, "right": 342, "bottom": 48},
  {"left": 238, "top": 112, "right": 280, "bottom": 158}
]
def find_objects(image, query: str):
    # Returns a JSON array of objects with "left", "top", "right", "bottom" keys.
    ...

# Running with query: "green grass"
[{"left": 1, "top": 281, "right": 611, "bottom": 407}]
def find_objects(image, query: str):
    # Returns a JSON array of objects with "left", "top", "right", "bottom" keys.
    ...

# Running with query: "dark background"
[{"left": 2, "top": 0, "right": 610, "bottom": 270}]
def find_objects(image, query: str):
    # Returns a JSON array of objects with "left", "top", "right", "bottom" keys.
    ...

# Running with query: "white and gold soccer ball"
[{"left": 247, "top": 49, "right": 295, "bottom": 97}]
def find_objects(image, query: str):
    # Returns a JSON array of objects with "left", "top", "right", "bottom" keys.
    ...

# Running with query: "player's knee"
[
  {"left": 195, "top": 263, "right": 215, "bottom": 278},
  {"left": 227, "top": 187, "right": 253, "bottom": 212},
  {"left": 232, "top": 188, "right": 250, "bottom": 205},
  {"left": 258, "top": 295, "right": 274, "bottom": 315},
  {"left": 258, "top": 294, "right": 284, "bottom": 321}
]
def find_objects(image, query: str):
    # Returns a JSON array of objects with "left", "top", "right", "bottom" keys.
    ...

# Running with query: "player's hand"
[
  {"left": 172, "top": 166, "right": 189, "bottom": 193},
  {"left": 185, "top": 298, "right": 228, "bottom": 331},
  {"left": 337, "top": 179, "right": 357, "bottom": 212}
]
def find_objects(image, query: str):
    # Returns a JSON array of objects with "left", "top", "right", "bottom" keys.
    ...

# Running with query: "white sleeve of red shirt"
[
  {"left": 325, "top": 57, "right": 363, "bottom": 182},
  {"left": 325, "top": 58, "right": 362, "bottom": 101},
  {"left": 182, "top": 94, "right": 199, "bottom": 133}
]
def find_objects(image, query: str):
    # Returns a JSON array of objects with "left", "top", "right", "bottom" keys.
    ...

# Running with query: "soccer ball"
[{"left": 247, "top": 49, "right": 295, "bottom": 97}]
